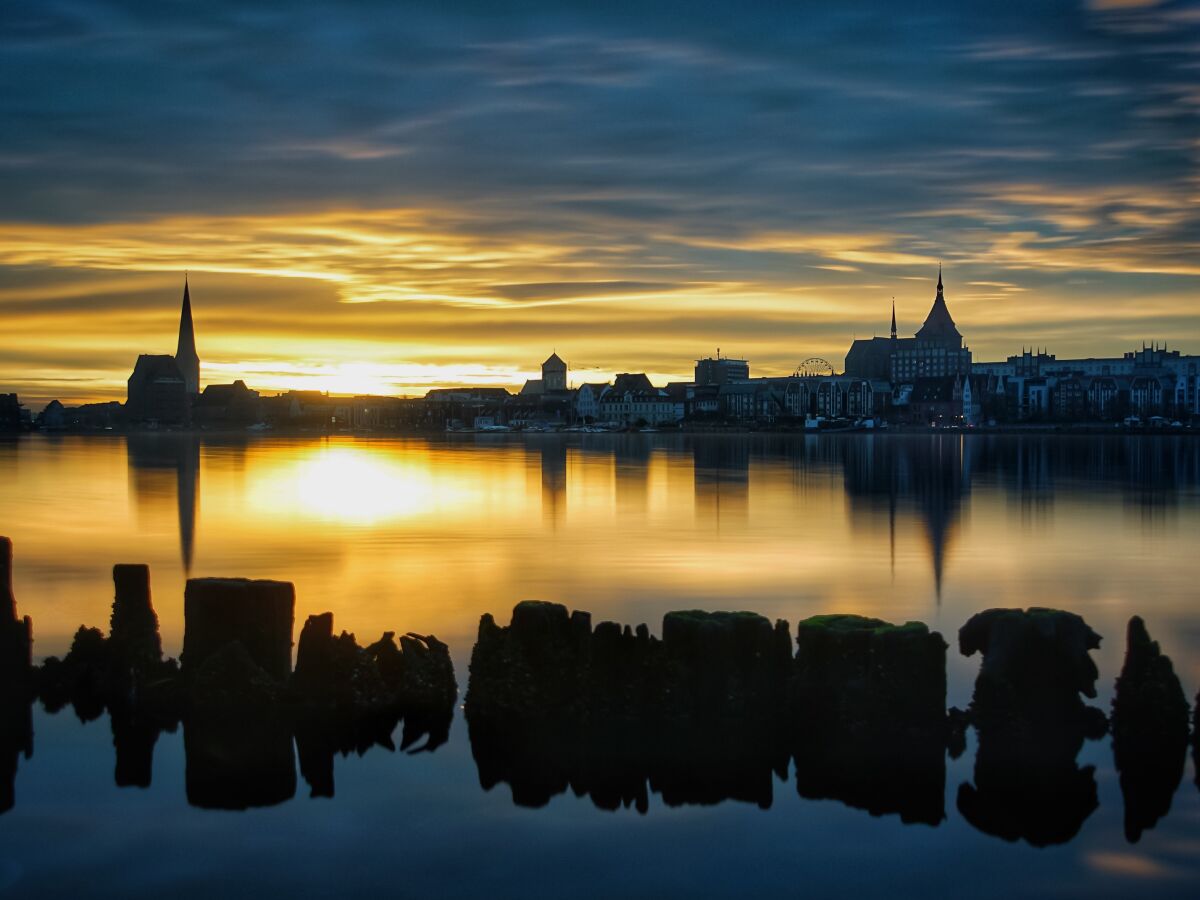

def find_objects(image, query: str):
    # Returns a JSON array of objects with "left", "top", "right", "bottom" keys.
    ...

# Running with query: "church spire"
[
  {"left": 175, "top": 275, "right": 200, "bottom": 396},
  {"left": 937, "top": 262, "right": 943, "bottom": 293},
  {"left": 890, "top": 298, "right": 897, "bottom": 341}
]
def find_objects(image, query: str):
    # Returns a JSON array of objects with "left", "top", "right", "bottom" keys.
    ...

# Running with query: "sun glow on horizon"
[{"left": 0, "top": 203, "right": 1198, "bottom": 407}]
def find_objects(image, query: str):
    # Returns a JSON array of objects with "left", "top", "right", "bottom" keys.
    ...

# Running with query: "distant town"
[{"left": 2, "top": 269, "right": 1198, "bottom": 433}]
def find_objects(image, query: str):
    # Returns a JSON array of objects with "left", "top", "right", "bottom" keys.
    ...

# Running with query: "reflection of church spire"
[
  {"left": 540, "top": 442, "right": 567, "bottom": 528},
  {"left": 927, "top": 518, "right": 947, "bottom": 604},
  {"left": 888, "top": 481, "right": 896, "bottom": 581},
  {"left": 127, "top": 435, "right": 200, "bottom": 573},
  {"left": 178, "top": 440, "right": 198, "bottom": 573}
]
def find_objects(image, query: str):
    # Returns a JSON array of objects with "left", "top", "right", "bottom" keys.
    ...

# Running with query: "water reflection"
[
  {"left": 127, "top": 434, "right": 200, "bottom": 573},
  {"left": 540, "top": 440, "right": 567, "bottom": 528},
  {"left": 840, "top": 436, "right": 966, "bottom": 602},
  {"left": 692, "top": 438, "right": 749, "bottom": 526}
]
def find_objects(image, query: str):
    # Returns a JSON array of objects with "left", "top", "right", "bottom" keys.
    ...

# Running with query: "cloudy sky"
[{"left": 1, "top": 0, "right": 1197, "bottom": 404}]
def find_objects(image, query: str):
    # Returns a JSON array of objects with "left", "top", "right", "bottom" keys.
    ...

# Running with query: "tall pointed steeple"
[
  {"left": 890, "top": 298, "right": 897, "bottom": 341},
  {"left": 174, "top": 275, "right": 200, "bottom": 396},
  {"left": 916, "top": 265, "right": 961, "bottom": 344}
]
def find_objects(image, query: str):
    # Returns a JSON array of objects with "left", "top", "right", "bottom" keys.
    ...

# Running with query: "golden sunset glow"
[
  {"left": 250, "top": 443, "right": 479, "bottom": 525},
  {"left": 1, "top": 204, "right": 1198, "bottom": 407},
  {"left": 4, "top": 434, "right": 1195, "bottom": 699}
]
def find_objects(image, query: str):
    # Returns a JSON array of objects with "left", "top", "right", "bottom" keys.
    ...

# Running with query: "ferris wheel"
[{"left": 794, "top": 357, "right": 834, "bottom": 377}]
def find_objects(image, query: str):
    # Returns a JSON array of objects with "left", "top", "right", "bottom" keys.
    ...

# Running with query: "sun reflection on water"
[{"left": 252, "top": 444, "right": 462, "bottom": 525}]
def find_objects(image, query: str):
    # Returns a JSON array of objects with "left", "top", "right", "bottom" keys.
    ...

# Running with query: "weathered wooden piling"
[
  {"left": 0, "top": 537, "right": 32, "bottom": 684},
  {"left": 109, "top": 564, "right": 162, "bottom": 673},
  {"left": 182, "top": 577, "right": 294, "bottom": 681},
  {"left": 1111, "top": 616, "right": 1190, "bottom": 843}
]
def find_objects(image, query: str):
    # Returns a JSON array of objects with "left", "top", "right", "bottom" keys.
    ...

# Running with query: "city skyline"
[{"left": 2, "top": 1, "right": 1199, "bottom": 406}]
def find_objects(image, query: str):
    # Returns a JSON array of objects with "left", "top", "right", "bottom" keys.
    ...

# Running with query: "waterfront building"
[
  {"left": 520, "top": 352, "right": 570, "bottom": 397},
  {"left": 126, "top": 355, "right": 189, "bottom": 426},
  {"left": 974, "top": 344, "right": 1200, "bottom": 420},
  {"left": 890, "top": 268, "right": 972, "bottom": 383},
  {"left": 597, "top": 374, "right": 681, "bottom": 425},
  {"left": 125, "top": 278, "right": 201, "bottom": 426},
  {"left": 0, "top": 394, "right": 25, "bottom": 432},
  {"left": 695, "top": 354, "right": 750, "bottom": 386},
  {"left": 193, "top": 380, "right": 261, "bottom": 427},
  {"left": 573, "top": 382, "right": 610, "bottom": 422},
  {"left": 845, "top": 269, "right": 972, "bottom": 384}
]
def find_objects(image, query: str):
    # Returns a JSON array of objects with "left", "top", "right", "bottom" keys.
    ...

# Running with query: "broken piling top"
[
  {"left": 110, "top": 564, "right": 162, "bottom": 668},
  {"left": 1, "top": 536, "right": 14, "bottom": 622},
  {"left": 960, "top": 607, "right": 1102, "bottom": 701},
  {"left": 0, "top": 536, "right": 32, "bottom": 679},
  {"left": 793, "top": 614, "right": 947, "bottom": 728},
  {"left": 1113, "top": 615, "right": 1190, "bottom": 745},
  {"left": 182, "top": 578, "right": 294, "bottom": 681},
  {"left": 662, "top": 610, "right": 790, "bottom": 671}
]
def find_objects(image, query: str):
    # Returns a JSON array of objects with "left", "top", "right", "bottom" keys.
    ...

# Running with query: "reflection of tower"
[
  {"left": 693, "top": 438, "right": 750, "bottom": 527},
  {"left": 614, "top": 435, "right": 651, "bottom": 514},
  {"left": 177, "top": 439, "right": 199, "bottom": 572},
  {"left": 911, "top": 437, "right": 967, "bottom": 604},
  {"left": 127, "top": 435, "right": 201, "bottom": 572},
  {"left": 842, "top": 436, "right": 967, "bottom": 604},
  {"left": 540, "top": 440, "right": 567, "bottom": 527},
  {"left": 175, "top": 276, "right": 200, "bottom": 397}
]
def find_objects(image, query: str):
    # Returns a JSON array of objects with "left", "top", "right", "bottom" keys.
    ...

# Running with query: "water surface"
[{"left": 2, "top": 433, "right": 1198, "bottom": 898}]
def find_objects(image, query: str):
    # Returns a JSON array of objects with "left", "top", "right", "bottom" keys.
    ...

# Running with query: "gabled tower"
[
  {"left": 175, "top": 276, "right": 200, "bottom": 396},
  {"left": 542, "top": 352, "right": 567, "bottom": 393},
  {"left": 915, "top": 264, "right": 962, "bottom": 346}
]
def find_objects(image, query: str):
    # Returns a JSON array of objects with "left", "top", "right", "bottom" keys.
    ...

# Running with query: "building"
[
  {"left": 597, "top": 373, "right": 681, "bottom": 425},
  {"left": 695, "top": 354, "right": 749, "bottom": 386},
  {"left": 844, "top": 270, "right": 972, "bottom": 385},
  {"left": 193, "top": 380, "right": 261, "bottom": 427},
  {"left": 35, "top": 400, "right": 122, "bottom": 430},
  {"left": 0, "top": 394, "right": 25, "bottom": 432},
  {"left": 542, "top": 352, "right": 567, "bottom": 392},
  {"left": 126, "top": 278, "right": 201, "bottom": 426},
  {"left": 843, "top": 302, "right": 897, "bottom": 380},
  {"left": 890, "top": 268, "right": 972, "bottom": 383},
  {"left": 126, "top": 355, "right": 189, "bottom": 426},
  {"left": 975, "top": 343, "right": 1200, "bottom": 420},
  {"left": 573, "top": 383, "right": 610, "bottom": 422},
  {"left": 520, "top": 352, "right": 570, "bottom": 396}
]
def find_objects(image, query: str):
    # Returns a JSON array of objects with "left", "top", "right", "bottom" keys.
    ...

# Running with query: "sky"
[{"left": 1, "top": 0, "right": 1197, "bottom": 405}]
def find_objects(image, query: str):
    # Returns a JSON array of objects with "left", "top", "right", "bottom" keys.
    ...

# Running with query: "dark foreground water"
[{"left": 1, "top": 433, "right": 1199, "bottom": 898}]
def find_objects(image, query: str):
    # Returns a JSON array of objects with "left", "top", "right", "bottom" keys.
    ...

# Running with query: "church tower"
[
  {"left": 174, "top": 276, "right": 200, "bottom": 396},
  {"left": 542, "top": 352, "right": 567, "bottom": 392}
]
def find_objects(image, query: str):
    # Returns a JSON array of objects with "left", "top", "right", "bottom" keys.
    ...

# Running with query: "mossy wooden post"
[
  {"left": 792, "top": 614, "right": 947, "bottom": 729},
  {"left": 182, "top": 578, "right": 294, "bottom": 681},
  {"left": 110, "top": 564, "right": 162, "bottom": 673}
]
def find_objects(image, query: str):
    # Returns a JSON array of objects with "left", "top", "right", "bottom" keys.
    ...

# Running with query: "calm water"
[{"left": 2, "top": 432, "right": 1199, "bottom": 898}]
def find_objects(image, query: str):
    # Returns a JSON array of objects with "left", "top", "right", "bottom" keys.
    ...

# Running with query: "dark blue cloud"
[{"left": 0, "top": 1, "right": 1196, "bottom": 286}]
